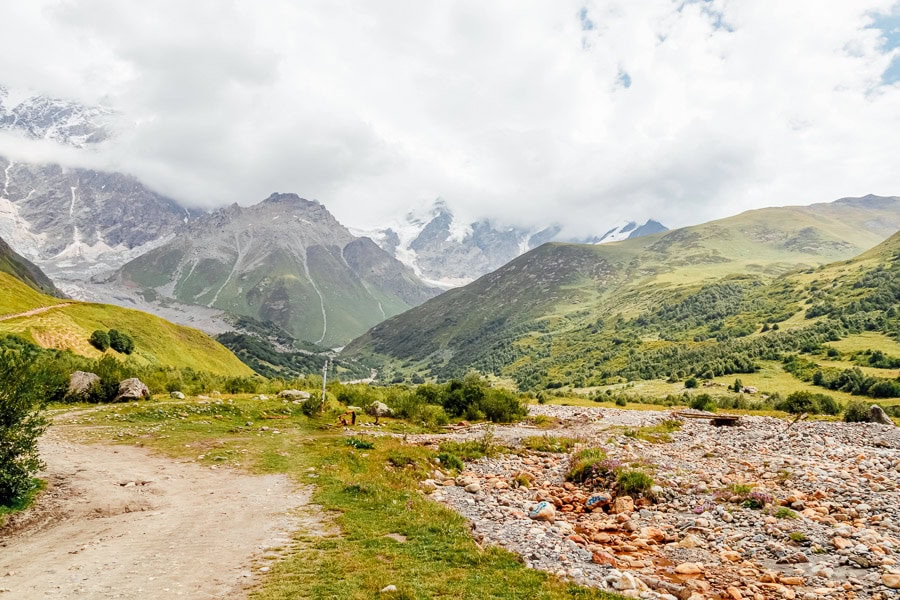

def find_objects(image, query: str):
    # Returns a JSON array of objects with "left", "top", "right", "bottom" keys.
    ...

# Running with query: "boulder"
[
  {"left": 278, "top": 389, "right": 311, "bottom": 400},
  {"left": 611, "top": 495, "right": 635, "bottom": 514},
  {"left": 585, "top": 493, "right": 612, "bottom": 511},
  {"left": 114, "top": 378, "right": 151, "bottom": 402},
  {"left": 366, "top": 401, "right": 394, "bottom": 418},
  {"left": 869, "top": 405, "right": 894, "bottom": 426},
  {"left": 170, "top": 391, "right": 185, "bottom": 399},
  {"left": 67, "top": 371, "right": 100, "bottom": 400},
  {"left": 529, "top": 500, "right": 556, "bottom": 522}
]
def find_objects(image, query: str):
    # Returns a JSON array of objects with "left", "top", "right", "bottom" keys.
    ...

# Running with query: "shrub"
[
  {"left": 689, "top": 393, "right": 717, "bottom": 412},
  {"left": 614, "top": 396, "right": 627, "bottom": 407},
  {"left": 685, "top": 377, "right": 698, "bottom": 389},
  {"left": 478, "top": 388, "right": 528, "bottom": 423},
  {"left": 300, "top": 395, "right": 323, "bottom": 417},
  {"left": 346, "top": 437, "right": 374, "bottom": 450},
  {"left": 107, "top": 329, "right": 134, "bottom": 354},
  {"left": 436, "top": 452, "right": 463, "bottom": 472},
  {"left": 775, "top": 391, "right": 840, "bottom": 415},
  {"left": 566, "top": 448, "right": 607, "bottom": 483},
  {"left": 844, "top": 401, "right": 871, "bottom": 423},
  {"left": 89, "top": 330, "right": 110, "bottom": 351},
  {"left": 775, "top": 507, "right": 798, "bottom": 519},
  {"left": 788, "top": 531, "right": 808, "bottom": 543},
  {"left": 617, "top": 469, "right": 654, "bottom": 496},
  {"left": 0, "top": 350, "right": 51, "bottom": 505}
]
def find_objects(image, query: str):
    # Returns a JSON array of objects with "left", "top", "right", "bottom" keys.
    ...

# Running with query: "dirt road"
[
  {"left": 0, "top": 428, "right": 316, "bottom": 599},
  {"left": 0, "top": 303, "right": 73, "bottom": 322}
]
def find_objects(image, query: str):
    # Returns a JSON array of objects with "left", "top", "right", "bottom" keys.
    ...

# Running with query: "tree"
[
  {"left": 89, "top": 329, "right": 110, "bottom": 351},
  {"left": 0, "top": 350, "right": 50, "bottom": 505}
]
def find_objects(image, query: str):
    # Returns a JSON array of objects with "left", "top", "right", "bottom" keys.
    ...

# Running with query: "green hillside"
[
  {"left": 0, "top": 272, "right": 253, "bottom": 377},
  {"left": 345, "top": 196, "right": 900, "bottom": 392},
  {"left": 0, "top": 236, "right": 61, "bottom": 297}
]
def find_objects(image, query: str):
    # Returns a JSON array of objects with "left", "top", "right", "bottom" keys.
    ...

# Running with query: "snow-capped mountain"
[
  {"left": 351, "top": 200, "right": 560, "bottom": 288},
  {"left": 590, "top": 219, "right": 668, "bottom": 244},
  {"left": 0, "top": 85, "right": 112, "bottom": 147},
  {"left": 352, "top": 200, "right": 666, "bottom": 287}
]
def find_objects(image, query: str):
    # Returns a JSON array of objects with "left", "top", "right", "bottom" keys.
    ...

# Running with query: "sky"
[{"left": 0, "top": 0, "right": 899, "bottom": 236}]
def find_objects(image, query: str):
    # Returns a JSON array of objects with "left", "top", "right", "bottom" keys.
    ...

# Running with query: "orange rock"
[
  {"left": 726, "top": 586, "right": 743, "bottom": 599},
  {"left": 640, "top": 527, "right": 665, "bottom": 543},
  {"left": 779, "top": 576, "right": 804, "bottom": 586},
  {"left": 721, "top": 551, "right": 742, "bottom": 562},
  {"left": 675, "top": 563, "right": 702, "bottom": 575},
  {"left": 592, "top": 551, "right": 618, "bottom": 568}
]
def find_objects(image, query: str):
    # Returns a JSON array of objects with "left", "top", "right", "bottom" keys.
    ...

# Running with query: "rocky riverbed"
[{"left": 412, "top": 405, "right": 900, "bottom": 599}]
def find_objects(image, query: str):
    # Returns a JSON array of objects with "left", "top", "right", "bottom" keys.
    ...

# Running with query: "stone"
[
  {"left": 585, "top": 493, "right": 612, "bottom": 510},
  {"left": 675, "top": 563, "right": 702, "bottom": 575},
  {"left": 868, "top": 405, "right": 894, "bottom": 426},
  {"left": 592, "top": 551, "right": 618, "bottom": 568},
  {"left": 612, "top": 496, "right": 634, "bottom": 514},
  {"left": 529, "top": 501, "right": 556, "bottom": 522},
  {"left": 722, "top": 551, "right": 742, "bottom": 562},
  {"left": 380, "top": 584, "right": 398, "bottom": 593},
  {"left": 464, "top": 483, "right": 481, "bottom": 493},
  {"left": 678, "top": 534, "right": 705, "bottom": 549},
  {"left": 278, "top": 389, "right": 311, "bottom": 400},
  {"left": 170, "top": 390, "right": 185, "bottom": 399},
  {"left": 726, "top": 586, "right": 743, "bottom": 599},
  {"left": 66, "top": 371, "right": 100, "bottom": 400},
  {"left": 366, "top": 401, "right": 394, "bottom": 418},
  {"left": 882, "top": 573, "right": 900, "bottom": 589},
  {"left": 832, "top": 537, "right": 853, "bottom": 550},
  {"left": 114, "top": 378, "right": 150, "bottom": 402}
]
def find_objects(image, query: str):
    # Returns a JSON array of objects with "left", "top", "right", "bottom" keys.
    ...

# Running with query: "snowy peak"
[
  {"left": 593, "top": 219, "right": 668, "bottom": 244},
  {"left": 0, "top": 85, "right": 112, "bottom": 147}
]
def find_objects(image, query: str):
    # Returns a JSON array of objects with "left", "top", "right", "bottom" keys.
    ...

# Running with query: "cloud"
[{"left": 0, "top": 0, "right": 899, "bottom": 236}]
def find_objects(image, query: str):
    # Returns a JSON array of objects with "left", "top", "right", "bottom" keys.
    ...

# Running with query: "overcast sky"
[{"left": 1, "top": 0, "right": 899, "bottom": 236}]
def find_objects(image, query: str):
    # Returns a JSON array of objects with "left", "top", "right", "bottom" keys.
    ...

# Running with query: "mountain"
[
  {"left": 0, "top": 157, "right": 197, "bottom": 285},
  {"left": 0, "top": 271, "right": 252, "bottom": 376},
  {"left": 353, "top": 199, "right": 664, "bottom": 287},
  {"left": 0, "top": 85, "right": 111, "bottom": 147},
  {"left": 344, "top": 195, "right": 900, "bottom": 387},
  {"left": 115, "top": 193, "right": 440, "bottom": 347},
  {"left": 589, "top": 219, "right": 669, "bottom": 244},
  {"left": 0, "top": 234, "right": 61, "bottom": 298}
]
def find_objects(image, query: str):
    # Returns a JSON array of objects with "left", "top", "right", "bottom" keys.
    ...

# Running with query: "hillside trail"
[
  {"left": 0, "top": 302, "right": 73, "bottom": 321},
  {"left": 0, "top": 414, "right": 325, "bottom": 599}
]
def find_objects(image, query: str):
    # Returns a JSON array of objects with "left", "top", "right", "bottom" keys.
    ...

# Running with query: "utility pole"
[{"left": 320, "top": 359, "right": 328, "bottom": 413}]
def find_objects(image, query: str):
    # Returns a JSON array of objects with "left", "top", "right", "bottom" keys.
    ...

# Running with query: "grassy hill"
[
  {"left": 345, "top": 196, "right": 900, "bottom": 392},
  {"left": 0, "top": 272, "right": 253, "bottom": 377},
  {"left": 0, "top": 236, "right": 61, "bottom": 297}
]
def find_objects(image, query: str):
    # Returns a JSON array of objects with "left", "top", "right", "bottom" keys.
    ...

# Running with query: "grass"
[
  {"left": 0, "top": 287, "right": 253, "bottom": 376},
  {"left": 622, "top": 419, "right": 682, "bottom": 444},
  {"left": 825, "top": 333, "right": 900, "bottom": 357},
  {"left": 566, "top": 448, "right": 608, "bottom": 483},
  {"left": 0, "top": 273, "right": 66, "bottom": 315},
  {"left": 59, "top": 397, "right": 620, "bottom": 599},
  {"left": 616, "top": 470, "right": 654, "bottom": 496},
  {"left": 521, "top": 435, "right": 579, "bottom": 453},
  {"left": 0, "top": 478, "right": 46, "bottom": 526}
]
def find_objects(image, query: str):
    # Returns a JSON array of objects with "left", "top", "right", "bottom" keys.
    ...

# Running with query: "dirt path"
[
  {"left": 0, "top": 427, "right": 318, "bottom": 599},
  {"left": 0, "top": 303, "right": 73, "bottom": 322}
]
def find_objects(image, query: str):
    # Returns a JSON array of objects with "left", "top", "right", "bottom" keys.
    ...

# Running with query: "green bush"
[
  {"left": 108, "top": 329, "right": 134, "bottom": 354},
  {"left": 88, "top": 330, "right": 110, "bottom": 351},
  {"left": 689, "top": 393, "right": 717, "bottom": 412},
  {"left": 844, "top": 401, "right": 872, "bottom": 423},
  {"left": 617, "top": 469, "right": 654, "bottom": 496},
  {"left": 437, "top": 452, "right": 463, "bottom": 472},
  {"left": 775, "top": 391, "right": 840, "bottom": 415},
  {"left": 0, "top": 350, "right": 51, "bottom": 505},
  {"left": 566, "top": 448, "right": 607, "bottom": 483},
  {"left": 684, "top": 377, "right": 698, "bottom": 389},
  {"left": 614, "top": 396, "right": 627, "bottom": 407}
]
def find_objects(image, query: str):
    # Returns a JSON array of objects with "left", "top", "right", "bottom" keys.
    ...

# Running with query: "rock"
[
  {"left": 464, "top": 483, "right": 481, "bottom": 493},
  {"left": 585, "top": 493, "right": 612, "bottom": 510},
  {"left": 726, "top": 586, "right": 743, "bottom": 599},
  {"left": 114, "top": 378, "right": 150, "bottom": 402},
  {"left": 675, "top": 563, "right": 702, "bottom": 575},
  {"left": 882, "top": 573, "right": 900, "bottom": 589},
  {"left": 832, "top": 537, "right": 853, "bottom": 550},
  {"left": 67, "top": 371, "right": 100, "bottom": 400},
  {"left": 592, "top": 550, "right": 618, "bottom": 568},
  {"left": 380, "top": 584, "right": 398, "bottom": 593},
  {"left": 258, "top": 394, "right": 268, "bottom": 400},
  {"left": 170, "top": 391, "right": 185, "bottom": 399},
  {"left": 869, "top": 405, "right": 894, "bottom": 426},
  {"left": 722, "top": 551, "right": 742, "bottom": 562},
  {"left": 366, "top": 401, "right": 394, "bottom": 418},
  {"left": 529, "top": 501, "right": 556, "bottom": 522},
  {"left": 278, "top": 389, "right": 311, "bottom": 400},
  {"left": 612, "top": 496, "right": 634, "bottom": 514},
  {"left": 678, "top": 534, "right": 705, "bottom": 549}
]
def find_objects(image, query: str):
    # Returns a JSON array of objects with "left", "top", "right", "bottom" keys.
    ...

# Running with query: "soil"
[
  {"left": 0, "top": 303, "right": 73, "bottom": 321},
  {"left": 0, "top": 425, "right": 318, "bottom": 599}
]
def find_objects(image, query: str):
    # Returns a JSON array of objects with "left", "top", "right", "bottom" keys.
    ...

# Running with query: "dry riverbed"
[{"left": 405, "top": 405, "right": 900, "bottom": 600}]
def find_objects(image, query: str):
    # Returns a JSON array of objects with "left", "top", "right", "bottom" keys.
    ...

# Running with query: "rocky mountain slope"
[
  {"left": 354, "top": 200, "right": 667, "bottom": 287},
  {"left": 344, "top": 195, "right": 900, "bottom": 386},
  {"left": 115, "top": 193, "right": 440, "bottom": 347},
  {"left": 0, "top": 234, "right": 61, "bottom": 298}
]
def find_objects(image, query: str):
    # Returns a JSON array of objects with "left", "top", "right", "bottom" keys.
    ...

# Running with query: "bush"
[
  {"left": 844, "top": 401, "right": 871, "bottom": 423},
  {"left": 436, "top": 452, "right": 463, "bottom": 472},
  {"left": 89, "top": 330, "right": 110, "bottom": 351},
  {"left": 108, "top": 329, "right": 134, "bottom": 354},
  {"left": 689, "top": 393, "right": 717, "bottom": 412},
  {"left": 617, "top": 469, "right": 654, "bottom": 496},
  {"left": 775, "top": 391, "right": 840, "bottom": 415},
  {"left": 614, "top": 396, "right": 627, "bottom": 407},
  {"left": 346, "top": 437, "right": 374, "bottom": 450},
  {"left": 685, "top": 377, "right": 698, "bottom": 389},
  {"left": 0, "top": 350, "right": 51, "bottom": 505},
  {"left": 566, "top": 448, "right": 607, "bottom": 483}
]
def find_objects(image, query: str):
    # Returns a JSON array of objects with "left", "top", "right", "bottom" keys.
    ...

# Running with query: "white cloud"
[{"left": 1, "top": 0, "right": 898, "bottom": 235}]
